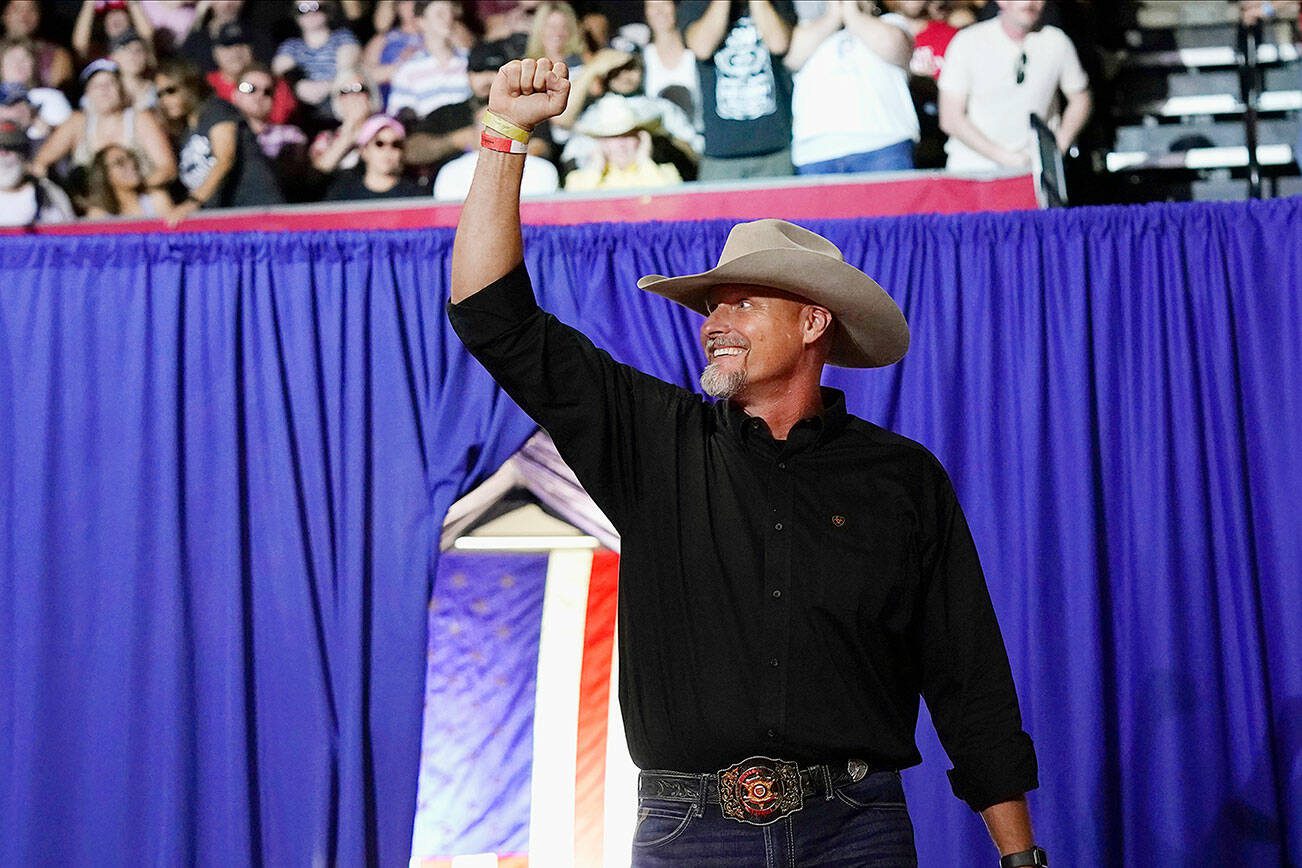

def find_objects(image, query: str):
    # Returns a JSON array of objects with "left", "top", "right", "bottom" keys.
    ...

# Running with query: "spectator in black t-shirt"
[
  {"left": 678, "top": 0, "right": 796, "bottom": 180},
  {"left": 154, "top": 58, "right": 284, "bottom": 223},
  {"left": 324, "top": 113, "right": 424, "bottom": 200}
]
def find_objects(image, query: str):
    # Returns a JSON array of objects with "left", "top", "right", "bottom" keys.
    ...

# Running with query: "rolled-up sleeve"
[{"left": 914, "top": 458, "right": 1039, "bottom": 812}]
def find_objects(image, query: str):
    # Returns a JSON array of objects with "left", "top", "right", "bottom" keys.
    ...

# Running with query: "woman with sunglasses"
[
  {"left": 29, "top": 59, "right": 175, "bottom": 193},
  {"left": 83, "top": 142, "right": 173, "bottom": 218},
  {"left": 323, "top": 113, "right": 422, "bottom": 200},
  {"left": 153, "top": 57, "right": 284, "bottom": 224}
]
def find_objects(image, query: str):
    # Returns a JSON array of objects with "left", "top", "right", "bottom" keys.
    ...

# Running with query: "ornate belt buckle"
[{"left": 717, "top": 756, "right": 803, "bottom": 825}]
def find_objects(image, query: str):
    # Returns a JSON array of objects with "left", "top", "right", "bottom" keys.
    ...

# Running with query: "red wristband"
[{"left": 481, "top": 130, "right": 528, "bottom": 155}]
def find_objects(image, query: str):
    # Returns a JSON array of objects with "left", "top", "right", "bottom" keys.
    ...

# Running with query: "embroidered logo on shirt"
[{"left": 832, "top": 514, "right": 846, "bottom": 527}]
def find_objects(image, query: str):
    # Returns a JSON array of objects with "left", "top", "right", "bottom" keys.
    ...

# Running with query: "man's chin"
[{"left": 700, "top": 363, "right": 746, "bottom": 399}]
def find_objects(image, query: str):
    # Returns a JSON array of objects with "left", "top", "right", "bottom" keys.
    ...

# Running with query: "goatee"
[{"left": 700, "top": 364, "right": 746, "bottom": 399}]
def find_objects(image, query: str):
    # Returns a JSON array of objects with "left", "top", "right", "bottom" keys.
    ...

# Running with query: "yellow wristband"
[{"left": 482, "top": 110, "right": 531, "bottom": 144}]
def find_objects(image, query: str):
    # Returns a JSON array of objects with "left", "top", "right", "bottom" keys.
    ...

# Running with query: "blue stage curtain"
[
  {"left": 0, "top": 232, "right": 539, "bottom": 866},
  {"left": 2, "top": 198, "right": 1299, "bottom": 865}
]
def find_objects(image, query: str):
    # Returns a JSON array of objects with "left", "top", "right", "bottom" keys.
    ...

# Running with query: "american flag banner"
[{"left": 411, "top": 549, "right": 639, "bottom": 868}]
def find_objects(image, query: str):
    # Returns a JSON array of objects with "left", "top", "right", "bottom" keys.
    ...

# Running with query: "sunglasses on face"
[
  {"left": 238, "top": 80, "right": 273, "bottom": 96},
  {"left": 337, "top": 81, "right": 365, "bottom": 96},
  {"left": 297, "top": 1, "right": 321, "bottom": 14},
  {"left": 370, "top": 137, "right": 403, "bottom": 150}
]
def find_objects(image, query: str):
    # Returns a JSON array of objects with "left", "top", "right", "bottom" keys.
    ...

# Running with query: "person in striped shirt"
[
  {"left": 386, "top": 0, "right": 471, "bottom": 121},
  {"left": 273, "top": 0, "right": 361, "bottom": 117}
]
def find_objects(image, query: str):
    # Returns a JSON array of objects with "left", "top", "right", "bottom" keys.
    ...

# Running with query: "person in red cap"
[{"left": 445, "top": 57, "right": 1047, "bottom": 868}]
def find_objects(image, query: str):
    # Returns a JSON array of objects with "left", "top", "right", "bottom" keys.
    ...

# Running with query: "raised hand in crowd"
[
  {"left": 72, "top": 0, "right": 155, "bottom": 65},
  {"left": 310, "top": 67, "right": 379, "bottom": 174}
]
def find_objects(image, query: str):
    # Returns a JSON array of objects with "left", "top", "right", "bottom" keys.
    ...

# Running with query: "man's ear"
[{"left": 803, "top": 305, "right": 833, "bottom": 347}]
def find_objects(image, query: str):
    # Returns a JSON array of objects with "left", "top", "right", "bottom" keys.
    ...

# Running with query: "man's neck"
[
  {"left": 734, "top": 384, "right": 825, "bottom": 441},
  {"left": 999, "top": 15, "right": 1034, "bottom": 43}
]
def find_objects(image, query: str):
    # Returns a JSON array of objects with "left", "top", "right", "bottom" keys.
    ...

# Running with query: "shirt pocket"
[{"left": 810, "top": 508, "right": 915, "bottom": 629}]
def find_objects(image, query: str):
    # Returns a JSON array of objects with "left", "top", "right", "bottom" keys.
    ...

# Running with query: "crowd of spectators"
[{"left": 0, "top": 0, "right": 1095, "bottom": 226}]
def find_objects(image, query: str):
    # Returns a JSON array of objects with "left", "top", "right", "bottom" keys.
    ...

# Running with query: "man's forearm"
[
  {"left": 685, "top": 0, "right": 732, "bottom": 59},
  {"left": 451, "top": 58, "right": 569, "bottom": 302},
  {"left": 979, "top": 796, "right": 1035, "bottom": 856},
  {"left": 450, "top": 149, "right": 525, "bottom": 304},
  {"left": 1055, "top": 90, "right": 1092, "bottom": 153},
  {"left": 939, "top": 91, "right": 1024, "bottom": 166},
  {"left": 404, "top": 127, "right": 473, "bottom": 166}
]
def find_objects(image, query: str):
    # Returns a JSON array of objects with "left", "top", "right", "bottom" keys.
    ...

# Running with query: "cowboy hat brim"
[{"left": 636, "top": 248, "right": 909, "bottom": 368}]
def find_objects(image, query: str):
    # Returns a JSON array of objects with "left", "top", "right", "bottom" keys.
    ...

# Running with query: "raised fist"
[{"left": 488, "top": 57, "right": 571, "bottom": 131}]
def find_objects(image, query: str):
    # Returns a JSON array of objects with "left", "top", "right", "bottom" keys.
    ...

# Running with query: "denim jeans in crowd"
[
  {"left": 794, "top": 140, "right": 916, "bottom": 176},
  {"left": 631, "top": 770, "right": 917, "bottom": 867}
]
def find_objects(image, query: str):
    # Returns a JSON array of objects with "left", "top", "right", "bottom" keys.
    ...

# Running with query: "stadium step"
[
  {"left": 1113, "top": 117, "right": 1300, "bottom": 152},
  {"left": 1097, "top": 2, "right": 1299, "bottom": 186}
]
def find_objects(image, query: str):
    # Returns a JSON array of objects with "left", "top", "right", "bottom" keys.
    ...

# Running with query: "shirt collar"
[{"left": 717, "top": 387, "right": 848, "bottom": 455}]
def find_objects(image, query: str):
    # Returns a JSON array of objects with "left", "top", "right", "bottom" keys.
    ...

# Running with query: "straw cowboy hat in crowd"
[
  {"left": 637, "top": 219, "right": 910, "bottom": 368},
  {"left": 574, "top": 94, "right": 660, "bottom": 139}
]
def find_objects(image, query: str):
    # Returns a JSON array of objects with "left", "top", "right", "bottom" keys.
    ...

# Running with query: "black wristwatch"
[{"left": 1000, "top": 847, "right": 1048, "bottom": 868}]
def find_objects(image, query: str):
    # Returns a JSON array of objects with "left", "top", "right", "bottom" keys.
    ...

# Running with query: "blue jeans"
[
  {"left": 795, "top": 140, "right": 916, "bottom": 175},
  {"left": 631, "top": 770, "right": 917, "bottom": 867}
]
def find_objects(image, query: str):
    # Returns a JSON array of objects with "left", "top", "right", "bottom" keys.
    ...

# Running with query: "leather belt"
[{"left": 638, "top": 756, "right": 874, "bottom": 826}]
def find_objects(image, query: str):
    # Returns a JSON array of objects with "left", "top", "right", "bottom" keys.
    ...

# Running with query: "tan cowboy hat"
[
  {"left": 636, "top": 219, "right": 909, "bottom": 368},
  {"left": 575, "top": 94, "right": 659, "bottom": 139}
]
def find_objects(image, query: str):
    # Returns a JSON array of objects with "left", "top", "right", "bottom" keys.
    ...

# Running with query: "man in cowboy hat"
[{"left": 448, "top": 58, "right": 1045, "bottom": 868}]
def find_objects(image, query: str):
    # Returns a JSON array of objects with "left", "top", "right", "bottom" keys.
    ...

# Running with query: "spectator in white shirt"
[
  {"left": 786, "top": 0, "right": 919, "bottom": 174},
  {"left": 641, "top": 0, "right": 700, "bottom": 129},
  {"left": 938, "top": 0, "right": 1090, "bottom": 171},
  {"left": 0, "top": 118, "right": 73, "bottom": 226},
  {"left": 387, "top": 0, "right": 470, "bottom": 121},
  {"left": 0, "top": 40, "right": 73, "bottom": 146}
]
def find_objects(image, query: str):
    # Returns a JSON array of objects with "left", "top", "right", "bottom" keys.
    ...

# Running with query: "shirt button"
[
  {"left": 771, "top": 589, "right": 782, "bottom": 599},
  {"left": 778, "top": 462, "right": 787, "bottom": 470},
  {"left": 774, "top": 522, "right": 783, "bottom": 531},
  {"left": 769, "top": 657, "right": 779, "bottom": 668},
  {"left": 766, "top": 729, "right": 777, "bottom": 739}
]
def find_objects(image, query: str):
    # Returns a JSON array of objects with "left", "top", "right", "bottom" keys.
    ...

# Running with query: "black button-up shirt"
[{"left": 448, "top": 263, "right": 1038, "bottom": 812}]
